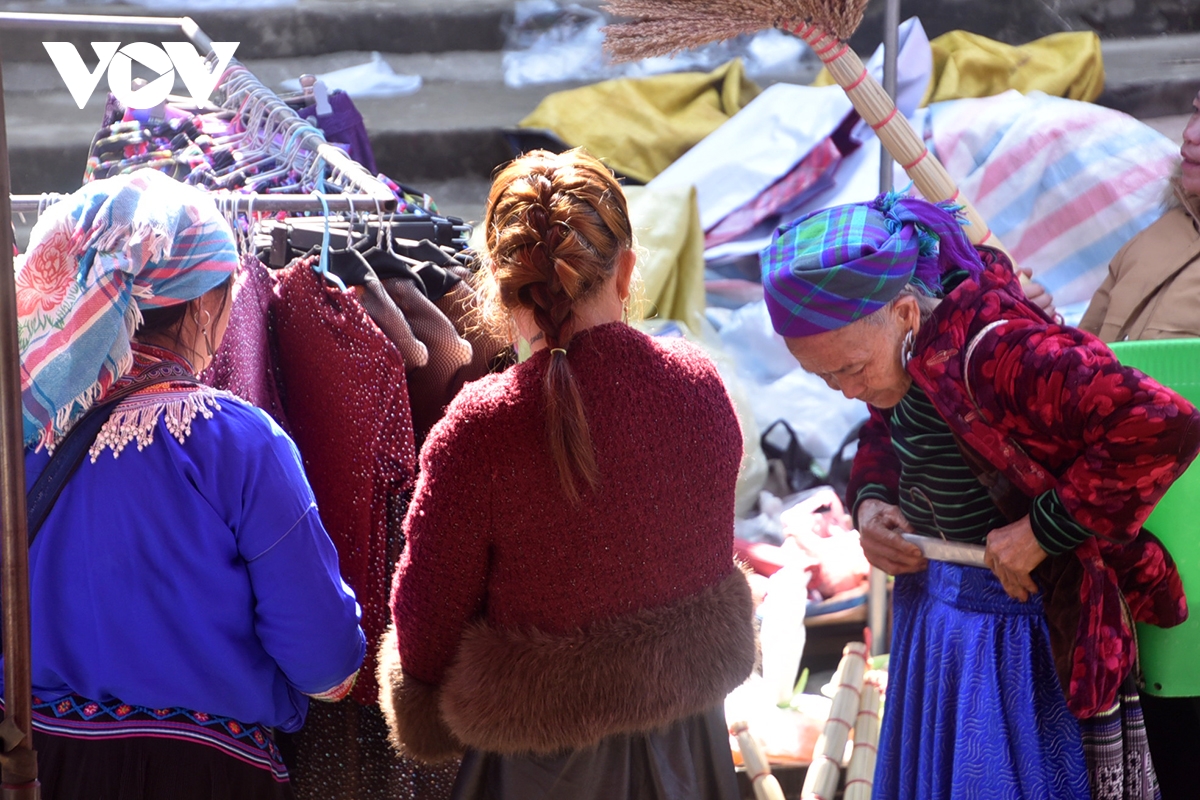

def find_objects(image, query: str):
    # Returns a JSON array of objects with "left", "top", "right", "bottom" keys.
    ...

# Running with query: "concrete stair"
[{"left": 0, "top": 0, "right": 1198, "bottom": 226}]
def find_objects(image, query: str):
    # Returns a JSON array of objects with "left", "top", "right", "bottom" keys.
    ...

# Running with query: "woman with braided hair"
[{"left": 378, "top": 148, "right": 756, "bottom": 800}]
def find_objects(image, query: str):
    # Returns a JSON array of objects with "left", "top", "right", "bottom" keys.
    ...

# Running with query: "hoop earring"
[{"left": 900, "top": 328, "right": 915, "bottom": 370}]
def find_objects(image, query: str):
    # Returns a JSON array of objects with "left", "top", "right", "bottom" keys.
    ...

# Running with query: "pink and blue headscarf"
[
  {"left": 760, "top": 193, "right": 985, "bottom": 338},
  {"left": 17, "top": 169, "right": 239, "bottom": 450}
]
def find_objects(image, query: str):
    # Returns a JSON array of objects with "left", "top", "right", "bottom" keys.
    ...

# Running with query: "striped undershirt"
[{"left": 857, "top": 385, "right": 1093, "bottom": 555}]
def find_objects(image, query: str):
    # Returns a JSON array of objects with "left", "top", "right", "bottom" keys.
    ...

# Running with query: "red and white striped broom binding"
[{"left": 603, "top": 0, "right": 1015, "bottom": 263}]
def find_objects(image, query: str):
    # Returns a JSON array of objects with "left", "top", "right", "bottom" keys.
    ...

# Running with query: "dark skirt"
[
  {"left": 28, "top": 694, "right": 292, "bottom": 800},
  {"left": 874, "top": 561, "right": 1092, "bottom": 800},
  {"left": 449, "top": 705, "right": 739, "bottom": 800}
]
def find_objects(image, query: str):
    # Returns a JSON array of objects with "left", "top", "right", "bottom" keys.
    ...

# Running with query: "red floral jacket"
[{"left": 848, "top": 249, "right": 1200, "bottom": 719}]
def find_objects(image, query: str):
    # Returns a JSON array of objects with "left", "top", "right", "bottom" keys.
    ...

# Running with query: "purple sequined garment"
[{"left": 202, "top": 255, "right": 290, "bottom": 432}]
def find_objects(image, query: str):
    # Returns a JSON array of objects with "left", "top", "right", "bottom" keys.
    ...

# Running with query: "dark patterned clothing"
[
  {"left": 280, "top": 702, "right": 457, "bottom": 800},
  {"left": 1079, "top": 675, "right": 1161, "bottom": 800},
  {"left": 858, "top": 384, "right": 1096, "bottom": 554},
  {"left": 848, "top": 247, "right": 1200, "bottom": 719},
  {"left": 858, "top": 385, "right": 1008, "bottom": 543}
]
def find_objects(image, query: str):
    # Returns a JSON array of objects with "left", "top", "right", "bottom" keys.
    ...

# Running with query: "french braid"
[{"left": 480, "top": 149, "right": 633, "bottom": 500}]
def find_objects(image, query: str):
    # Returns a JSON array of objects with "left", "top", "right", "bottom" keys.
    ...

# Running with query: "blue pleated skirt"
[{"left": 874, "top": 561, "right": 1092, "bottom": 800}]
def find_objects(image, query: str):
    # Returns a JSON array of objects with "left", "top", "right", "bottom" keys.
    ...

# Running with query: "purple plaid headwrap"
[{"left": 760, "top": 193, "right": 985, "bottom": 338}]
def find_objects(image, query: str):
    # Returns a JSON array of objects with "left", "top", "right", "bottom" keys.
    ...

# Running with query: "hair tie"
[{"left": 550, "top": 348, "right": 567, "bottom": 357}]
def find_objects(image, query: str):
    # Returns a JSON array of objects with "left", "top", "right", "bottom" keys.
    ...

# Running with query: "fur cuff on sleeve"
[
  {"left": 439, "top": 566, "right": 756, "bottom": 756},
  {"left": 376, "top": 624, "right": 464, "bottom": 764}
]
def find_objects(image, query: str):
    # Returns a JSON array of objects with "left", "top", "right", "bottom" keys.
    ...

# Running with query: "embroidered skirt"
[
  {"left": 449, "top": 705, "right": 739, "bottom": 800},
  {"left": 1079, "top": 675, "right": 1161, "bottom": 800},
  {"left": 25, "top": 694, "right": 292, "bottom": 800},
  {"left": 874, "top": 561, "right": 1092, "bottom": 800}
]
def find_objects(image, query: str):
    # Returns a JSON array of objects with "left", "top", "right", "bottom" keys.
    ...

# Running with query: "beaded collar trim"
[{"left": 88, "top": 344, "right": 233, "bottom": 462}]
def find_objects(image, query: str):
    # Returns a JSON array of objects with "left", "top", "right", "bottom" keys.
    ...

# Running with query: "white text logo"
[{"left": 42, "top": 42, "right": 239, "bottom": 110}]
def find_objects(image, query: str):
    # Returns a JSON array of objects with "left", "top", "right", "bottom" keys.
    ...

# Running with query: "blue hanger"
[{"left": 310, "top": 175, "right": 347, "bottom": 292}]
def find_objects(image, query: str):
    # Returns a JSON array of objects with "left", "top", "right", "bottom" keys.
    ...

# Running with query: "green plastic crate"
[{"left": 1110, "top": 338, "right": 1200, "bottom": 697}]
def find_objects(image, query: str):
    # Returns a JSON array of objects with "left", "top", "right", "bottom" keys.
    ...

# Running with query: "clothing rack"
[
  {"left": 0, "top": 13, "right": 407, "bottom": 798},
  {"left": 10, "top": 193, "right": 397, "bottom": 215},
  {"left": 0, "top": 12, "right": 397, "bottom": 213}
]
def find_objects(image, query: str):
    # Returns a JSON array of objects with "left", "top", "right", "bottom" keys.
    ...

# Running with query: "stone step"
[
  {"left": 0, "top": 0, "right": 519, "bottom": 61},
  {"left": 2, "top": 33, "right": 1197, "bottom": 204}
]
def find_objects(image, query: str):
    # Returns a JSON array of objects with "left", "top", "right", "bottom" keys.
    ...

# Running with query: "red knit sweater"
[{"left": 391, "top": 322, "right": 744, "bottom": 685}]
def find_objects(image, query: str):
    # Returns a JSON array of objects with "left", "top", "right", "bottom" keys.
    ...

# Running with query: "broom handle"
[{"left": 788, "top": 23, "right": 1013, "bottom": 264}]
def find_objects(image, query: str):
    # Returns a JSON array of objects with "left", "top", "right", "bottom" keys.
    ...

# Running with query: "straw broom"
[
  {"left": 843, "top": 675, "right": 883, "bottom": 800},
  {"left": 602, "top": 0, "right": 1011, "bottom": 260},
  {"left": 798, "top": 641, "right": 868, "bottom": 800},
  {"left": 730, "top": 721, "right": 787, "bottom": 800}
]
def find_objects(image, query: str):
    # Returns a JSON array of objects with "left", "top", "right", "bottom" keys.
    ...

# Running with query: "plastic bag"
[
  {"left": 503, "top": 0, "right": 816, "bottom": 87},
  {"left": 758, "top": 564, "right": 811, "bottom": 706},
  {"left": 280, "top": 53, "right": 421, "bottom": 99},
  {"left": 717, "top": 301, "right": 869, "bottom": 467}
]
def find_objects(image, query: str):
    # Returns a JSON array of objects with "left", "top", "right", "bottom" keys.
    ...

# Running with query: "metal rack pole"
[
  {"left": 878, "top": 0, "right": 900, "bottom": 193},
  {"left": 869, "top": 0, "right": 902, "bottom": 659},
  {"left": 10, "top": 193, "right": 397, "bottom": 215},
  {"left": 0, "top": 46, "right": 39, "bottom": 800}
]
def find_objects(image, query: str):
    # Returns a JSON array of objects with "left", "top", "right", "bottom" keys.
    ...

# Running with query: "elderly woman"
[
  {"left": 761, "top": 194, "right": 1200, "bottom": 800},
  {"left": 12, "top": 170, "right": 365, "bottom": 799}
]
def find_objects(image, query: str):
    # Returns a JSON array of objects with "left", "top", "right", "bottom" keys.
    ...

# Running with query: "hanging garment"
[
  {"left": 519, "top": 60, "right": 761, "bottom": 183},
  {"left": 380, "top": 274, "right": 472, "bottom": 441},
  {"left": 202, "top": 254, "right": 290, "bottom": 431},
  {"left": 271, "top": 259, "right": 456, "bottom": 800},
  {"left": 298, "top": 90, "right": 379, "bottom": 176},
  {"left": 271, "top": 258, "right": 417, "bottom": 707},
  {"left": 279, "top": 700, "right": 458, "bottom": 800}
]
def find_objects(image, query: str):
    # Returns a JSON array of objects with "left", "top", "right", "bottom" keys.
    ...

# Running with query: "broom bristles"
[{"left": 602, "top": 0, "right": 869, "bottom": 62}]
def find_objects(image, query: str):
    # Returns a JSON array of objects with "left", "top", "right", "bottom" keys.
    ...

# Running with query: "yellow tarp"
[
  {"left": 465, "top": 182, "right": 708, "bottom": 339},
  {"left": 625, "top": 183, "right": 707, "bottom": 335},
  {"left": 518, "top": 60, "right": 761, "bottom": 184},
  {"left": 813, "top": 30, "right": 1104, "bottom": 105}
]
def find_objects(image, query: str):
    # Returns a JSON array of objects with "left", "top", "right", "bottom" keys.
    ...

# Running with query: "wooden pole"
[{"left": 0, "top": 44, "right": 40, "bottom": 800}]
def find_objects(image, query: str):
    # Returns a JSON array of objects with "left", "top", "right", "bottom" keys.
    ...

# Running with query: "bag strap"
[
  {"left": 26, "top": 372, "right": 200, "bottom": 547},
  {"left": 954, "top": 320, "right": 1033, "bottom": 523}
]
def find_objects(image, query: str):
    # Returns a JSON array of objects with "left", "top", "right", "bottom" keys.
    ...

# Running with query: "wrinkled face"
[
  {"left": 784, "top": 299, "right": 916, "bottom": 409},
  {"left": 1181, "top": 89, "right": 1200, "bottom": 198}
]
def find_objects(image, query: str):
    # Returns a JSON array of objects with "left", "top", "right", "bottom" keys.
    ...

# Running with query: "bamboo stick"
[
  {"left": 800, "top": 641, "right": 868, "bottom": 800},
  {"left": 787, "top": 21, "right": 1010, "bottom": 260},
  {"left": 843, "top": 676, "right": 883, "bottom": 800},
  {"left": 730, "top": 722, "right": 787, "bottom": 800}
]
